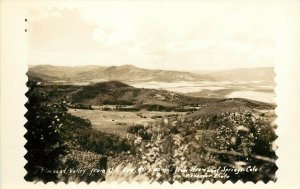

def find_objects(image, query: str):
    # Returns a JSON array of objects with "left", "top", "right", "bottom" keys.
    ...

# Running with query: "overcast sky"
[{"left": 28, "top": 1, "right": 280, "bottom": 71}]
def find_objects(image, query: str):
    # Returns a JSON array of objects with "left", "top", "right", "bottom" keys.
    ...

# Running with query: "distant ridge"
[
  {"left": 208, "top": 67, "right": 275, "bottom": 83},
  {"left": 27, "top": 64, "right": 211, "bottom": 83},
  {"left": 27, "top": 64, "right": 275, "bottom": 84}
]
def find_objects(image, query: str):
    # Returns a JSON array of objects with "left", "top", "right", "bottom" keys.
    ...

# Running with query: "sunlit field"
[{"left": 68, "top": 109, "right": 186, "bottom": 136}]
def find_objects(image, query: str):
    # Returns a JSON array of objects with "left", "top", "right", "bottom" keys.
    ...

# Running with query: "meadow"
[{"left": 68, "top": 109, "right": 186, "bottom": 137}]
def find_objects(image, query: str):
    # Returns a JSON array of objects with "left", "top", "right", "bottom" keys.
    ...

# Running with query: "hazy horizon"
[
  {"left": 28, "top": 1, "right": 277, "bottom": 71},
  {"left": 28, "top": 63, "right": 274, "bottom": 73}
]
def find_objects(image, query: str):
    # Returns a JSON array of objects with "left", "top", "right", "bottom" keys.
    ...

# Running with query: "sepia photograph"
[
  {"left": 23, "top": 2, "right": 280, "bottom": 183},
  {"left": 1, "top": 0, "right": 300, "bottom": 188}
]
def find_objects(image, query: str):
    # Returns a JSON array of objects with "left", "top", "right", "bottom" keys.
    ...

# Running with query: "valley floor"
[{"left": 68, "top": 109, "right": 186, "bottom": 137}]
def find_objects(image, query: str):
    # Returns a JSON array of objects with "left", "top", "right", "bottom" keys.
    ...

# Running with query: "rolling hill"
[
  {"left": 27, "top": 64, "right": 211, "bottom": 83},
  {"left": 186, "top": 98, "right": 275, "bottom": 119},
  {"left": 27, "top": 64, "right": 275, "bottom": 85},
  {"left": 70, "top": 81, "right": 220, "bottom": 109},
  {"left": 68, "top": 81, "right": 275, "bottom": 112}
]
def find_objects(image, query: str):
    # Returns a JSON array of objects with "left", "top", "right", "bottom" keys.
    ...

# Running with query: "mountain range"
[{"left": 27, "top": 64, "right": 275, "bottom": 84}]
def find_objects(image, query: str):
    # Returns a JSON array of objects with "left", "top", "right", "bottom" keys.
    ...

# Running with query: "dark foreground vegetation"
[
  {"left": 25, "top": 81, "right": 133, "bottom": 183},
  {"left": 24, "top": 81, "right": 277, "bottom": 183},
  {"left": 127, "top": 110, "right": 277, "bottom": 183}
]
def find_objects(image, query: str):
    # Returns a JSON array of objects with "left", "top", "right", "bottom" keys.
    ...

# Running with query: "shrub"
[{"left": 25, "top": 82, "right": 134, "bottom": 182}]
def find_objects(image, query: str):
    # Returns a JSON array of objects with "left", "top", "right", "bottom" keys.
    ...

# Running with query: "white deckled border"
[{"left": 1, "top": 0, "right": 300, "bottom": 189}]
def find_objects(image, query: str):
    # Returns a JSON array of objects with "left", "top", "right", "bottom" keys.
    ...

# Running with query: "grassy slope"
[
  {"left": 71, "top": 81, "right": 221, "bottom": 107},
  {"left": 70, "top": 81, "right": 275, "bottom": 112},
  {"left": 187, "top": 98, "right": 275, "bottom": 119}
]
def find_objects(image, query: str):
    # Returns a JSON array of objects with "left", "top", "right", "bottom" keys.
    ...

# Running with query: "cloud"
[{"left": 28, "top": 3, "right": 277, "bottom": 70}]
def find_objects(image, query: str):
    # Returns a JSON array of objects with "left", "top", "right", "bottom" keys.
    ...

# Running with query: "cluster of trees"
[
  {"left": 24, "top": 81, "right": 133, "bottom": 183},
  {"left": 127, "top": 124, "right": 152, "bottom": 141}
]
